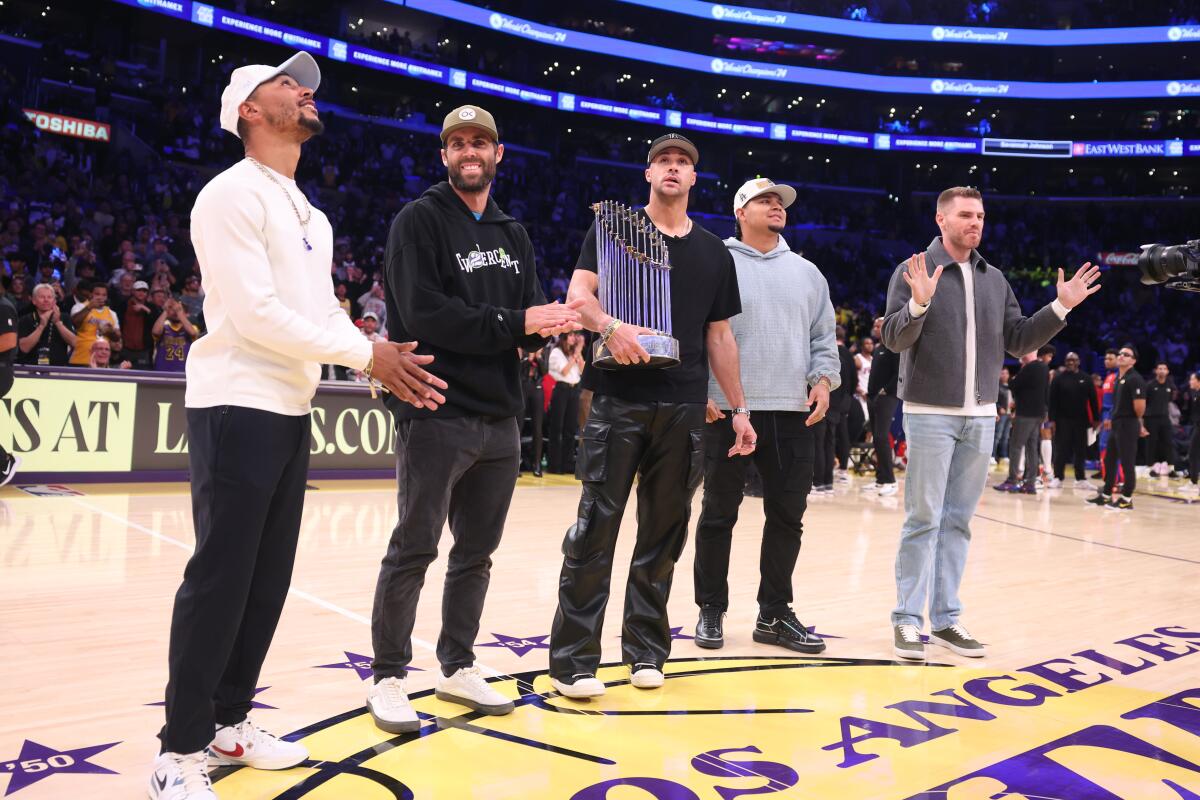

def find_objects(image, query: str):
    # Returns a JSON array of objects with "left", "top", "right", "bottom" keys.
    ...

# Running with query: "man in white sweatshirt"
[
  {"left": 150, "top": 52, "right": 447, "bottom": 800},
  {"left": 693, "top": 178, "right": 841, "bottom": 654}
]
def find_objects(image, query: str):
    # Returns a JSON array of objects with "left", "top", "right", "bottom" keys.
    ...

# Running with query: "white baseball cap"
[
  {"left": 733, "top": 177, "right": 796, "bottom": 211},
  {"left": 219, "top": 51, "right": 321, "bottom": 138}
]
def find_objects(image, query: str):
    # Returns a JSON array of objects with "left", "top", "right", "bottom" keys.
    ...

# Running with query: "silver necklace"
[{"left": 246, "top": 156, "right": 314, "bottom": 251}]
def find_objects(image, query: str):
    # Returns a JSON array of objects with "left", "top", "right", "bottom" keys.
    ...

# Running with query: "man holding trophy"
[{"left": 549, "top": 133, "right": 753, "bottom": 698}]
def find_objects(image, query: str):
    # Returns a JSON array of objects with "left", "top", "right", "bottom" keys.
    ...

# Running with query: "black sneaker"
[
  {"left": 752, "top": 609, "right": 825, "bottom": 654},
  {"left": 1086, "top": 492, "right": 1110, "bottom": 507},
  {"left": 695, "top": 605, "right": 724, "bottom": 649},
  {"left": 929, "top": 623, "right": 986, "bottom": 657},
  {"left": 0, "top": 454, "right": 19, "bottom": 488},
  {"left": 1110, "top": 495, "right": 1133, "bottom": 510}
]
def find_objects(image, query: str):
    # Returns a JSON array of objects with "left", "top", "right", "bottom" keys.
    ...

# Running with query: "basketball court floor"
[{"left": 1, "top": 470, "right": 1198, "bottom": 798}]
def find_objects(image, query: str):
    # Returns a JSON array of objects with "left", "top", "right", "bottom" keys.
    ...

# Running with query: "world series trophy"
[{"left": 591, "top": 201, "right": 680, "bottom": 370}]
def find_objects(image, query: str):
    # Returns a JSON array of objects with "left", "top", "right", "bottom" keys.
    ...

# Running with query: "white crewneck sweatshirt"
[{"left": 185, "top": 159, "right": 371, "bottom": 416}]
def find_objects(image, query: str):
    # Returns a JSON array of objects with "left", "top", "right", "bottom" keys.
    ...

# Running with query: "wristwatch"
[{"left": 732, "top": 407, "right": 751, "bottom": 418}]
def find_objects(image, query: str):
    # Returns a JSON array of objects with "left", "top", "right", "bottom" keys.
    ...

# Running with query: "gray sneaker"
[
  {"left": 893, "top": 624, "right": 925, "bottom": 661},
  {"left": 929, "top": 623, "right": 986, "bottom": 657}
]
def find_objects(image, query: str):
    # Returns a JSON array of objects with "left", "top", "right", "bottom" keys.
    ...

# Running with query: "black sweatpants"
[
  {"left": 872, "top": 395, "right": 899, "bottom": 484},
  {"left": 549, "top": 396, "right": 705, "bottom": 679},
  {"left": 160, "top": 405, "right": 310, "bottom": 754},
  {"left": 372, "top": 415, "right": 520, "bottom": 680},
  {"left": 548, "top": 382, "right": 581, "bottom": 473},
  {"left": 1145, "top": 416, "right": 1174, "bottom": 466},
  {"left": 1103, "top": 417, "right": 1140, "bottom": 498},
  {"left": 1190, "top": 426, "right": 1200, "bottom": 484},
  {"left": 694, "top": 411, "right": 814, "bottom": 616},
  {"left": 520, "top": 380, "right": 544, "bottom": 472},
  {"left": 1052, "top": 418, "right": 1090, "bottom": 481}
]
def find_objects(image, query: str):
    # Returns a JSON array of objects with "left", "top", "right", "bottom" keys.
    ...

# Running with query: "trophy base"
[{"left": 593, "top": 334, "right": 681, "bottom": 370}]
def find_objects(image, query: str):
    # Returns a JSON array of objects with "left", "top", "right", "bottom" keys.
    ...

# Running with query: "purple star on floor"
[
  {"left": 0, "top": 739, "right": 119, "bottom": 795},
  {"left": 806, "top": 626, "right": 844, "bottom": 640},
  {"left": 477, "top": 633, "right": 550, "bottom": 657},
  {"left": 314, "top": 651, "right": 422, "bottom": 681},
  {"left": 669, "top": 626, "right": 695, "bottom": 641},
  {"left": 145, "top": 686, "right": 276, "bottom": 709}
]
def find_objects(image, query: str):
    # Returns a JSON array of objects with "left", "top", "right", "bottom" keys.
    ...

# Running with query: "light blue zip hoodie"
[{"left": 709, "top": 236, "right": 841, "bottom": 411}]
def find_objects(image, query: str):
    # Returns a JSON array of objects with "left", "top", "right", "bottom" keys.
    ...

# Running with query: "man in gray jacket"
[
  {"left": 881, "top": 186, "right": 1100, "bottom": 661},
  {"left": 693, "top": 178, "right": 841, "bottom": 653}
]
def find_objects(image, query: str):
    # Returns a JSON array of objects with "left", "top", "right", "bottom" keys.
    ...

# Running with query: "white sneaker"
[
  {"left": 861, "top": 482, "right": 879, "bottom": 493},
  {"left": 1047, "top": 478, "right": 1062, "bottom": 489},
  {"left": 835, "top": 470, "right": 851, "bottom": 484},
  {"left": 207, "top": 719, "right": 307, "bottom": 770},
  {"left": 367, "top": 676, "right": 421, "bottom": 733},
  {"left": 149, "top": 752, "right": 216, "bottom": 800},
  {"left": 878, "top": 482, "right": 899, "bottom": 497},
  {"left": 551, "top": 673, "right": 606, "bottom": 698},
  {"left": 629, "top": 663, "right": 664, "bottom": 689},
  {"left": 436, "top": 666, "right": 514, "bottom": 715},
  {"left": 1075, "top": 480, "right": 1097, "bottom": 491}
]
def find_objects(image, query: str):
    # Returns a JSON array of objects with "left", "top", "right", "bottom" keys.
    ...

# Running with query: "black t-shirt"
[
  {"left": 1144, "top": 378, "right": 1175, "bottom": 418},
  {"left": 17, "top": 311, "right": 74, "bottom": 366},
  {"left": 1112, "top": 370, "right": 1147, "bottom": 419},
  {"left": 576, "top": 212, "right": 741, "bottom": 403}
]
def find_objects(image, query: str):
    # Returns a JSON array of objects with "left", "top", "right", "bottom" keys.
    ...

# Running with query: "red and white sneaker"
[{"left": 207, "top": 718, "right": 307, "bottom": 770}]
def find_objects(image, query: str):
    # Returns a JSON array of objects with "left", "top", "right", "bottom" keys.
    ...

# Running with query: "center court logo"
[{"left": 209, "top": 626, "right": 1200, "bottom": 800}]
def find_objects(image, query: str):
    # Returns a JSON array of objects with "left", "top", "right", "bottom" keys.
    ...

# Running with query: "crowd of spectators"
[{"left": 2, "top": 21, "right": 1198, "bottom": 384}]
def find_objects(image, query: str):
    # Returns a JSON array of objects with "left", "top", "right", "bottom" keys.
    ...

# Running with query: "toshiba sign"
[{"left": 23, "top": 109, "right": 111, "bottom": 142}]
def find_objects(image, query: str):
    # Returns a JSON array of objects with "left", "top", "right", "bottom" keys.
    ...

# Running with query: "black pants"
[
  {"left": 0, "top": 368, "right": 12, "bottom": 463},
  {"left": 521, "top": 381, "right": 544, "bottom": 471},
  {"left": 1103, "top": 417, "right": 1140, "bottom": 498},
  {"left": 694, "top": 411, "right": 814, "bottom": 616},
  {"left": 547, "top": 382, "right": 581, "bottom": 473},
  {"left": 159, "top": 406, "right": 310, "bottom": 754},
  {"left": 872, "top": 395, "right": 899, "bottom": 484},
  {"left": 1052, "top": 418, "right": 1090, "bottom": 480},
  {"left": 812, "top": 418, "right": 830, "bottom": 486},
  {"left": 1190, "top": 426, "right": 1200, "bottom": 483},
  {"left": 372, "top": 415, "right": 520, "bottom": 680},
  {"left": 1145, "top": 416, "right": 1174, "bottom": 466},
  {"left": 549, "top": 396, "right": 704, "bottom": 679}
]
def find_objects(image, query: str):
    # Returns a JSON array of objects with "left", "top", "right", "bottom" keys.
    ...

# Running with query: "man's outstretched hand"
[{"left": 1056, "top": 262, "right": 1102, "bottom": 309}]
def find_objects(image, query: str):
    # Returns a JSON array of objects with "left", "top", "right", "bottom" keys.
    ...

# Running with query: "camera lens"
[{"left": 1138, "top": 243, "right": 1186, "bottom": 286}]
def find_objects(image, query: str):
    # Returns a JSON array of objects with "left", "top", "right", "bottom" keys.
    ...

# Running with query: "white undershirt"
[{"left": 904, "top": 261, "right": 997, "bottom": 417}]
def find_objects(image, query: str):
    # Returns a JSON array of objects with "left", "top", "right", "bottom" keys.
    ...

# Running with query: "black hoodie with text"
[{"left": 383, "top": 181, "right": 547, "bottom": 420}]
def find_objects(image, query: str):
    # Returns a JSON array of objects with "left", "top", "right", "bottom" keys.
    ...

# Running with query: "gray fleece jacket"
[
  {"left": 881, "top": 236, "right": 1066, "bottom": 407},
  {"left": 709, "top": 237, "right": 841, "bottom": 411}
]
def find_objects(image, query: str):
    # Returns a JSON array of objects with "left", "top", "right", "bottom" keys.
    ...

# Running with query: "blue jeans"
[
  {"left": 992, "top": 414, "right": 1011, "bottom": 459},
  {"left": 893, "top": 413, "right": 995, "bottom": 630}
]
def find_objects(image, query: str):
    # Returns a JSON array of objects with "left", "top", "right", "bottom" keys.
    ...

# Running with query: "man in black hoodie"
[{"left": 369, "top": 105, "right": 582, "bottom": 731}]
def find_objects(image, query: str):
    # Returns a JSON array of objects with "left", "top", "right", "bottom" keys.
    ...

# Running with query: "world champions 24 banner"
[{"left": 0, "top": 370, "right": 397, "bottom": 481}]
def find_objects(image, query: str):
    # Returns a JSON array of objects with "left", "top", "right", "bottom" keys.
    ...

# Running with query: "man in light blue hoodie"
[{"left": 693, "top": 178, "right": 842, "bottom": 653}]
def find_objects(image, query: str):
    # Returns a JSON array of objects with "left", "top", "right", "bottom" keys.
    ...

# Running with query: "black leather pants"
[{"left": 549, "top": 395, "right": 705, "bottom": 679}]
